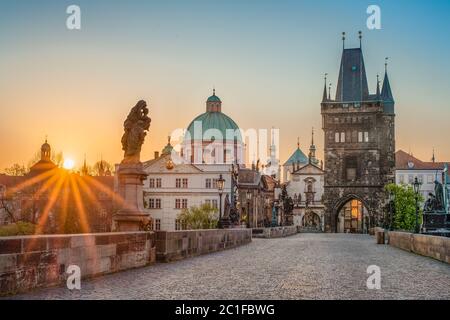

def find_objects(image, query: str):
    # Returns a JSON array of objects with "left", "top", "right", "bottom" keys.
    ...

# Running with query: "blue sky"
[{"left": 0, "top": 0, "right": 449, "bottom": 168}]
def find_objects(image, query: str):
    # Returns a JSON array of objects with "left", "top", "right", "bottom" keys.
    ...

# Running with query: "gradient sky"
[{"left": 1, "top": 0, "right": 450, "bottom": 170}]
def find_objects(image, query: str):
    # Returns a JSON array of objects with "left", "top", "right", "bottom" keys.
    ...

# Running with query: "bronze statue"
[
  {"left": 121, "top": 100, "right": 151, "bottom": 164},
  {"left": 434, "top": 180, "right": 444, "bottom": 210}
]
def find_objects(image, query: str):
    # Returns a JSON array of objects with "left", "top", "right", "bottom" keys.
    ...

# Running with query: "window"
[
  {"left": 182, "top": 199, "right": 188, "bottom": 209},
  {"left": 205, "top": 199, "right": 211, "bottom": 206},
  {"left": 213, "top": 179, "right": 219, "bottom": 189},
  {"left": 148, "top": 199, "right": 161, "bottom": 209},
  {"left": 418, "top": 175, "right": 424, "bottom": 184},
  {"left": 335, "top": 132, "right": 340, "bottom": 143},
  {"left": 345, "top": 156, "right": 358, "bottom": 182},
  {"left": 175, "top": 199, "right": 181, "bottom": 209},
  {"left": 212, "top": 199, "right": 218, "bottom": 209},
  {"left": 364, "top": 132, "right": 369, "bottom": 143},
  {"left": 176, "top": 178, "right": 181, "bottom": 188},
  {"left": 182, "top": 178, "right": 188, "bottom": 188},
  {"left": 155, "top": 219, "right": 161, "bottom": 231},
  {"left": 358, "top": 132, "right": 363, "bottom": 143},
  {"left": 149, "top": 178, "right": 155, "bottom": 188},
  {"left": 175, "top": 219, "right": 181, "bottom": 231},
  {"left": 175, "top": 199, "right": 188, "bottom": 209},
  {"left": 408, "top": 175, "right": 414, "bottom": 184},
  {"left": 156, "top": 178, "right": 162, "bottom": 188},
  {"left": 399, "top": 174, "right": 405, "bottom": 184},
  {"left": 427, "top": 175, "right": 434, "bottom": 183},
  {"left": 205, "top": 179, "right": 212, "bottom": 189},
  {"left": 340, "top": 132, "right": 345, "bottom": 143}
]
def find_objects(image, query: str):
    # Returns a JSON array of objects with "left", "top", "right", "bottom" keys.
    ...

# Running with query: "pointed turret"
[
  {"left": 381, "top": 57, "right": 395, "bottom": 113},
  {"left": 322, "top": 74, "right": 328, "bottom": 102},
  {"left": 376, "top": 74, "right": 381, "bottom": 101},
  {"left": 335, "top": 33, "right": 369, "bottom": 102}
]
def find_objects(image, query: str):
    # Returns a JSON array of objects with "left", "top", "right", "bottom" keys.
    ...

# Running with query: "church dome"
[
  {"left": 186, "top": 112, "right": 242, "bottom": 142},
  {"left": 207, "top": 94, "right": 221, "bottom": 103},
  {"left": 185, "top": 90, "right": 242, "bottom": 142}
]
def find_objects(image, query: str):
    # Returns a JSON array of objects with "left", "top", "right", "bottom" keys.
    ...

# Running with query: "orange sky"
[{"left": 1, "top": 1, "right": 449, "bottom": 171}]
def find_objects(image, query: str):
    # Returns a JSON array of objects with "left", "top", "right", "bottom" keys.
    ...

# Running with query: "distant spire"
[
  {"left": 328, "top": 83, "right": 332, "bottom": 100},
  {"left": 322, "top": 73, "right": 328, "bottom": 102},
  {"left": 297, "top": 137, "right": 300, "bottom": 149},
  {"left": 385, "top": 57, "right": 388, "bottom": 72},
  {"left": 311, "top": 127, "right": 314, "bottom": 146},
  {"left": 432, "top": 148, "right": 436, "bottom": 163},
  {"left": 213, "top": 87, "right": 216, "bottom": 96},
  {"left": 358, "top": 31, "right": 362, "bottom": 48},
  {"left": 342, "top": 32, "right": 346, "bottom": 50}
]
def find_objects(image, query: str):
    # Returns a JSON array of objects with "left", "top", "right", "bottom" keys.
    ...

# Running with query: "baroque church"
[{"left": 321, "top": 33, "right": 396, "bottom": 233}]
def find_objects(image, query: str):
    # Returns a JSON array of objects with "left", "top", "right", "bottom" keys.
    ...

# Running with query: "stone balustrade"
[
  {"left": 0, "top": 232, "right": 156, "bottom": 295},
  {"left": 155, "top": 229, "right": 252, "bottom": 262},
  {"left": 252, "top": 226, "right": 298, "bottom": 238},
  {"left": 388, "top": 231, "right": 450, "bottom": 264}
]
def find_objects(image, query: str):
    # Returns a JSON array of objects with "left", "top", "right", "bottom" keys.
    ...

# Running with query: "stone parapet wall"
[
  {"left": 252, "top": 226, "right": 298, "bottom": 238},
  {"left": 388, "top": 231, "right": 449, "bottom": 264},
  {"left": 0, "top": 232, "right": 155, "bottom": 295},
  {"left": 155, "top": 229, "right": 252, "bottom": 262}
]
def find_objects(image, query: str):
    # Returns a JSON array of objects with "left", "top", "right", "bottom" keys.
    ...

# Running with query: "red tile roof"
[{"left": 395, "top": 150, "right": 448, "bottom": 170}]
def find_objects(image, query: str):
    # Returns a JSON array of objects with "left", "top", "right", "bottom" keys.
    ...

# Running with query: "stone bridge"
[{"left": 6, "top": 233, "right": 450, "bottom": 300}]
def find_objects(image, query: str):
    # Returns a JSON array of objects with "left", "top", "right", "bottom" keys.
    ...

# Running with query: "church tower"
[{"left": 321, "top": 32, "right": 395, "bottom": 233}]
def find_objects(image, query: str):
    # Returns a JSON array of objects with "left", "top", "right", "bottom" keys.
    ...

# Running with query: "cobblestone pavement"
[{"left": 8, "top": 234, "right": 450, "bottom": 300}]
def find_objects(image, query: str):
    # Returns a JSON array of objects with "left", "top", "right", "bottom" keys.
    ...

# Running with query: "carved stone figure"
[
  {"left": 121, "top": 100, "right": 151, "bottom": 164},
  {"left": 434, "top": 180, "right": 444, "bottom": 210}
]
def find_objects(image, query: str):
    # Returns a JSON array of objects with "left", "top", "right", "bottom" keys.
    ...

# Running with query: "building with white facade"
[
  {"left": 142, "top": 91, "right": 242, "bottom": 231},
  {"left": 395, "top": 150, "right": 450, "bottom": 207},
  {"left": 284, "top": 131, "right": 325, "bottom": 231}
]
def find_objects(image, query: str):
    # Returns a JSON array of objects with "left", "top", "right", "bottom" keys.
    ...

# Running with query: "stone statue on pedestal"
[{"left": 113, "top": 100, "right": 151, "bottom": 232}]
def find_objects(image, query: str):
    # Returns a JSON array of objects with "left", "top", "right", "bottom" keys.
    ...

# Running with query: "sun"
[{"left": 63, "top": 158, "right": 75, "bottom": 170}]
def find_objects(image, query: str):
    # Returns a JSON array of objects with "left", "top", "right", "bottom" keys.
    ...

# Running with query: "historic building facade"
[
  {"left": 284, "top": 131, "right": 325, "bottom": 231},
  {"left": 321, "top": 35, "right": 396, "bottom": 233},
  {"left": 395, "top": 149, "right": 450, "bottom": 207},
  {"left": 142, "top": 140, "right": 233, "bottom": 231}
]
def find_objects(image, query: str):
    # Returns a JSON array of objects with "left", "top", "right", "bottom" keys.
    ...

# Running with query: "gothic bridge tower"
[{"left": 321, "top": 32, "right": 395, "bottom": 233}]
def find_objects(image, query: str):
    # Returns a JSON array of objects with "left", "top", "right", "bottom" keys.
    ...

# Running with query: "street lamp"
[
  {"left": 246, "top": 190, "right": 252, "bottom": 229},
  {"left": 217, "top": 174, "right": 225, "bottom": 229},
  {"left": 412, "top": 177, "right": 422, "bottom": 233}
]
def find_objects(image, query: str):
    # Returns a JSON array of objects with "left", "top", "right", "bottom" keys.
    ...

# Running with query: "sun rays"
[{"left": 8, "top": 167, "right": 125, "bottom": 236}]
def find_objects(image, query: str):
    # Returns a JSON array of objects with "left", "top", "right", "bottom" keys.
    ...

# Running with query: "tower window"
[
  {"left": 345, "top": 156, "right": 358, "bottom": 181},
  {"left": 335, "top": 132, "right": 340, "bottom": 143},
  {"left": 340, "top": 132, "right": 346, "bottom": 143},
  {"left": 358, "top": 132, "right": 363, "bottom": 143},
  {"left": 364, "top": 132, "right": 369, "bottom": 142}
]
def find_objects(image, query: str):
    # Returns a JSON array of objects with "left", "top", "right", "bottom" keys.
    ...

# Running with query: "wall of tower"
[{"left": 321, "top": 101, "right": 395, "bottom": 232}]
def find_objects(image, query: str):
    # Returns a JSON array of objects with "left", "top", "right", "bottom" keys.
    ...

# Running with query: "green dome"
[
  {"left": 185, "top": 112, "right": 242, "bottom": 142},
  {"left": 207, "top": 94, "right": 221, "bottom": 102}
]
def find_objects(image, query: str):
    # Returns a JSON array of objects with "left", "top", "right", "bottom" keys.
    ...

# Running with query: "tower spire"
[
  {"left": 322, "top": 73, "right": 328, "bottom": 102},
  {"left": 342, "top": 32, "right": 346, "bottom": 50},
  {"left": 432, "top": 148, "right": 436, "bottom": 163},
  {"left": 328, "top": 83, "right": 332, "bottom": 100},
  {"left": 359, "top": 30, "right": 362, "bottom": 48},
  {"left": 376, "top": 74, "right": 381, "bottom": 99},
  {"left": 297, "top": 137, "right": 300, "bottom": 149}
]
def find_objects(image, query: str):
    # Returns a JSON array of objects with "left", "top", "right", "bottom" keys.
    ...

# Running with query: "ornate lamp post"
[
  {"left": 246, "top": 190, "right": 252, "bottom": 229},
  {"left": 412, "top": 177, "right": 422, "bottom": 233},
  {"left": 217, "top": 174, "right": 225, "bottom": 229}
]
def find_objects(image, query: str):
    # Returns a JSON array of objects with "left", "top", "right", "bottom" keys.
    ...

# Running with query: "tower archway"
[{"left": 334, "top": 196, "right": 370, "bottom": 234}]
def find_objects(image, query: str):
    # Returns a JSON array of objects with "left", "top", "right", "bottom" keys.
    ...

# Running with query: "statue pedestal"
[{"left": 113, "top": 162, "right": 149, "bottom": 232}]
